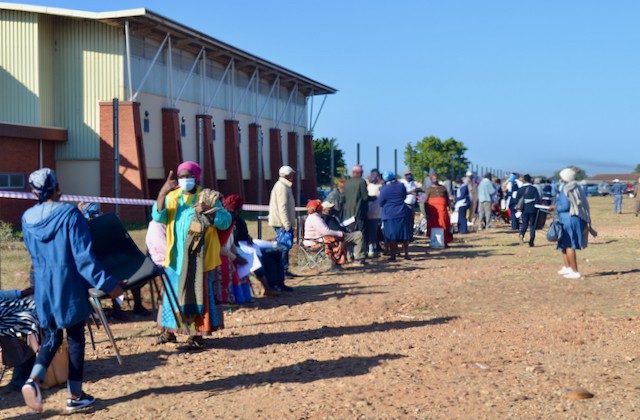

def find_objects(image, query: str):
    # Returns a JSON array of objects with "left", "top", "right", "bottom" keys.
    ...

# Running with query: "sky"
[{"left": 13, "top": 0, "right": 640, "bottom": 178}]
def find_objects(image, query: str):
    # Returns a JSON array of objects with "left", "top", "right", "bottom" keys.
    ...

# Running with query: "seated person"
[
  {"left": 321, "top": 200, "right": 366, "bottom": 265},
  {"left": 0, "top": 285, "right": 37, "bottom": 394}
]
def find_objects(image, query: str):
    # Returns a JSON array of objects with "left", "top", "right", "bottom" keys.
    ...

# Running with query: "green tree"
[
  {"left": 552, "top": 166, "right": 588, "bottom": 181},
  {"left": 634, "top": 163, "right": 640, "bottom": 173},
  {"left": 404, "top": 136, "right": 470, "bottom": 181},
  {"left": 314, "top": 137, "right": 346, "bottom": 186}
]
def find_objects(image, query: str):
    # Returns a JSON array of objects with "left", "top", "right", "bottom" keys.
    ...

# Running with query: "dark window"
[{"left": 0, "top": 173, "right": 26, "bottom": 189}]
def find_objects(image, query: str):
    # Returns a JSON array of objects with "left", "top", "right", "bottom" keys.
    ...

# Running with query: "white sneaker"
[
  {"left": 564, "top": 271, "right": 581, "bottom": 279},
  {"left": 558, "top": 266, "right": 571, "bottom": 275},
  {"left": 22, "top": 379, "right": 43, "bottom": 412}
]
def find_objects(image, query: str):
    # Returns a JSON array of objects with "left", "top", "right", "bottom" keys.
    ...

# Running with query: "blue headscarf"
[
  {"left": 28, "top": 168, "right": 58, "bottom": 203},
  {"left": 382, "top": 170, "right": 395, "bottom": 182}
]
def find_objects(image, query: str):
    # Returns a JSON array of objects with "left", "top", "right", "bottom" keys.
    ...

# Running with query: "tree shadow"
[{"left": 209, "top": 317, "right": 458, "bottom": 351}]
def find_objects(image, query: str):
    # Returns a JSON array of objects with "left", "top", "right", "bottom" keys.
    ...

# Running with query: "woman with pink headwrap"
[{"left": 152, "top": 161, "right": 231, "bottom": 349}]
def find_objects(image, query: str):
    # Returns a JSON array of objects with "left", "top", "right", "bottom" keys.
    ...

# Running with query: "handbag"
[
  {"left": 276, "top": 229, "right": 294, "bottom": 250},
  {"left": 546, "top": 219, "right": 563, "bottom": 242}
]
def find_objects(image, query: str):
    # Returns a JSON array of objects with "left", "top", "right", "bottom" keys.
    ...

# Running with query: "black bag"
[
  {"left": 546, "top": 220, "right": 563, "bottom": 242},
  {"left": 261, "top": 249, "right": 284, "bottom": 288},
  {"left": 514, "top": 186, "right": 529, "bottom": 212}
]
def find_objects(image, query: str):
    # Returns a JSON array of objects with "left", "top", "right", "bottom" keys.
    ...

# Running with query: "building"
[
  {"left": 587, "top": 173, "right": 640, "bottom": 184},
  {"left": 0, "top": 3, "right": 336, "bottom": 224}
]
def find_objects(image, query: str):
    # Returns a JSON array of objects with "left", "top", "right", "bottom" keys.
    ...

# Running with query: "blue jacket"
[
  {"left": 378, "top": 181, "right": 407, "bottom": 220},
  {"left": 609, "top": 184, "right": 626, "bottom": 196},
  {"left": 22, "top": 202, "right": 118, "bottom": 330}
]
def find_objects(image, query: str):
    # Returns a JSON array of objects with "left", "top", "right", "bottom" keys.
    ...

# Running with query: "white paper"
[
  {"left": 236, "top": 244, "right": 263, "bottom": 278},
  {"left": 341, "top": 216, "right": 355, "bottom": 227}
]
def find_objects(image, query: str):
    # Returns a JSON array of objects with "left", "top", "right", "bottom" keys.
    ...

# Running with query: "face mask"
[
  {"left": 179, "top": 178, "right": 196, "bottom": 191},
  {"left": 406, "top": 176, "right": 413, "bottom": 182}
]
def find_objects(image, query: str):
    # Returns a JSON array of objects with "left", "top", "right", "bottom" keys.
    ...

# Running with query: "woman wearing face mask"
[{"left": 152, "top": 161, "right": 232, "bottom": 349}]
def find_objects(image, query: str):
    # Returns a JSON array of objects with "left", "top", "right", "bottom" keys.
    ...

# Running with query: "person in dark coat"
[
  {"left": 378, "top": 171, "right": 410, "bottom": 260},
  {"left": 514, "top": 174, "right": 541, "bottom": 247},
  {"left": 341, "top": 165, "right": 368, "bottom": 237}
]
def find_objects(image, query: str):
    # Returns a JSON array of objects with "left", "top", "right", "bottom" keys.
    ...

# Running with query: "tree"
[
  {"left": 551, "top": 166, "right": 588, "bottom": 181},
  {"left": 313, "top": 137, "right": 346, "bottom": 186},
  {"left": 403, "top": 136, "right": 470, "bottom": 181},
  {"left": 634, "top": 163, "right": 640, "bottom": 173}
]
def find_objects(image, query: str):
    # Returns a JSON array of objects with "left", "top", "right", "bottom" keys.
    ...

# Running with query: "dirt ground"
[{"left": 1, "top": 196, "right": 638, "bottom": 419}]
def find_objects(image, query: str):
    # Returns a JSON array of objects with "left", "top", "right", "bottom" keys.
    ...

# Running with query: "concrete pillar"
[
  {"left": 302, "top": 134, "right": 318, "bottom": 200},
  {"left": 246, "top": 123, "right": 267, "bottom": 204},
  {"left": 99, "top": 101, "right": 149, "bottom": 221},
  {"left": 161, "top": 108, "right": 184, "bottom": 178},
  {"left": 268, "top": 128, "right": 283, "bottom": 192},
  {"left": 287, "top": 131, "right": 299, "bottom": 203},
  {"left": 217, "top": 120, "right": 244, "bottom": 199},
  {"left": 195, "top": 114, "right": 218, "bottom": 190}
]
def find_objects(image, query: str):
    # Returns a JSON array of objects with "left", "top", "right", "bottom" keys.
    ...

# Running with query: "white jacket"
[{"left": 268, "top": 177, "right": 295, "bottom": 230}]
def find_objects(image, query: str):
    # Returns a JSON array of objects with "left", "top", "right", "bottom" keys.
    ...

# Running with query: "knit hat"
[
  {"left": 223, "top": 194, "right": 244, "bottom": 212},
  {"left": 559, "top": 168, "right": 576, "bottom": 182},
  {"left": 177, "top": 161, "right": 202, "bottom": 183},
  {"left": 382, "top": 170, "right": 395, "bottom": 182}
]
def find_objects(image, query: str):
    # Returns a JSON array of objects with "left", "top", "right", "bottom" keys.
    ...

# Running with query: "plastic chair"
[{"left": 87, "top": 213, "right": 183, "bottom": 365}]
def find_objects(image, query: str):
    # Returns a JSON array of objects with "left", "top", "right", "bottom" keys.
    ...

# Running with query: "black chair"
[{"left": 87, "top": 213, "right": 183, "bottom": 365}]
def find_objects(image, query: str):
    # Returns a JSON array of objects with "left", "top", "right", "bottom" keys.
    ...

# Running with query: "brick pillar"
[
  {"left": 268, "top": 128, "right": 283, "bottom": 192},
  {"left": 162, "top": 108, "right": 183, "bottom": 178},
  {"left": 217, "top": 120, "right": 244, "bottom": 200},
  {"left": 99, "top": 101, "right": 149, "bottom": 222},
  {"left": 287, "top": 131, "right": 300, "bottom": 203},
  {"left": 195, "top": 115, "right": 218, "bottom": 190},
  {"left": 246, "top": 123, "right": 267, "bottom": 204},
  {"left": 302, "top": 134, "right": 318, "bottom": 200}
]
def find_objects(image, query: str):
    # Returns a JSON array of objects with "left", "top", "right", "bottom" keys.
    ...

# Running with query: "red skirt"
[{"left": 427, "top": 197, "right": 453, "bottom": 244}]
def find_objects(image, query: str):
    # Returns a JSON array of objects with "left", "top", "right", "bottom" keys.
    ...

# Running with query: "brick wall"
[{"left": 217, "top": 120, "right": 244, "bottom": 200}]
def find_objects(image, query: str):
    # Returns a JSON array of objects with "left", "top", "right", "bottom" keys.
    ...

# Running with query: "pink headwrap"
[{"left": 177, "top": 161, "right": 202, "bottom": 183}]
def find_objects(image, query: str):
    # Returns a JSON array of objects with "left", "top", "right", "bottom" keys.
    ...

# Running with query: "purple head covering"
[{"left": 177, "top": 161, "right": 202, "bottom": 183}]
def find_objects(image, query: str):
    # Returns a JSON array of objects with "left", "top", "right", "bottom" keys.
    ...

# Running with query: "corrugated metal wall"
[
  {"left": 38, "top": 14, "right": 54, "bottom": 126},
  {"left": 0, "top": 10, "right": 39, "bottom": 125},
  {"left": 53, "top": 17, "right": 124, "bottom": 160}
]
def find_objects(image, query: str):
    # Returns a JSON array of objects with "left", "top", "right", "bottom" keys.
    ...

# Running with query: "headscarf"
[
  {"left": 559, "top": 168, "right": 575, "bottom": 182},
  {"left": 223, "top": 194, "right": 244, "bottom": 213},
  {"left": 177, "top": 161, "right": 202, "bottom": 183},
  {"left": 306, "top": 199, "right": 322, "bottom": 214},
  {"left": 382, "top": 170, "right": 395, "bottom": 182},
  {"left": 508, "top": 173, "right": 517, "bottom": 182},
  {"left": 28, "top": 168, "right": 58, "bottom": 203}
]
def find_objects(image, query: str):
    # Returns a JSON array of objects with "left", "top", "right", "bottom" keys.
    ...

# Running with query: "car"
[
  {"left": 597, "top": 184, "right": 610, "bottom": 196},
  {"left": 586, "top": 184, "right": 601, "bottom": 196}
]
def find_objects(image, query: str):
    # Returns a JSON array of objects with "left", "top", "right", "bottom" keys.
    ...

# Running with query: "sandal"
[
  {"left": 156, "top": 331, "right": 177, "bottom": 344},
  {"left": 187, "top": 336, "right": 205, "bottom": 350}
]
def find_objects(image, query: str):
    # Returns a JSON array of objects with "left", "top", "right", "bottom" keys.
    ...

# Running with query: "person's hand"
[
  {"left": 158, "top": 171, "right": 177, "bottom": 197},
  {"left": 109, "top": 285, "right": 124, "bottom": 299},
  {"left": 20, "top": 286, "right": 34, "bottom": 297},
  {"left": 235, "top": 255, "right": 248, "bottom": 265},
  {"left": 548, "top": 204, "right": 556, "bottom": 211},
  {"left": 193, "top": 202, "right": 212, "bottom": 214}
]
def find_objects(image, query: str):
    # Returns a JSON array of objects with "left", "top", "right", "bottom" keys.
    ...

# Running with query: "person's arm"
[
  {"left": 309, "top": 214, "right": 343, "bottom": 238},
  {"left": 0, "top": 289, "right": 21, "bottom": 300},
  {"left": 211, "top": 200, "right": 232, "bottom": 230},
  {"left": 68, "top": 209, "right": 122, "bottom": 297},
  {"left": 156, "top": 171, "right": 177, "bottom": 212}
]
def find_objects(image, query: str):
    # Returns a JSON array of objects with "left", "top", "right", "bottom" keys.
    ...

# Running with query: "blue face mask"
[{"left": 179, "top": 178, "right": 196, "bottom": 191}]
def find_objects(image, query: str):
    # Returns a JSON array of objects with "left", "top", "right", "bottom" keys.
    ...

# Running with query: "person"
[
  {"left": 454, "top": 177, "right": 471, "bottom": 234},
  {"left": 304, "top": 200, "right": 346, "bottom": 267},
  {"left": 400, "top": 170, "right": 419, "bottom": 242},
  {"left": 366, "top": 170, "right": 383, "bottom": 257},
  {"left": 223, "top": 194, "right": 279, "bottom": 295},
  {"left": 425, "top": 170, "right": 453, "bottom": 245},
  {"left": 152, "top": 161, "right": 231, "bottom": 349},
  {"left": 541, "top": 179, "right": 553, "bottom": 206},
  {"left": 549, "top": 168, "right": 597, "bottom": 279},
  {"left": 378, "top": 170, "right": 410, "bottom": 260},
  {"left": 21, "top": 168, "right": 124, "bottom": 412},
  {"left": 477, "top": 172, "right": 496, "bottom": 230},
  {"left": 514, "top": 174, "right": 541, "bottom": 247},
  {"left": 78, "top": 202, "right": 150, "bottom": 321},
  {"left": 341, "top": 165, "right": 369, "bottom": 243},
  {"left": 505, "top": 173, "right": 520, "bottom": 230},
  {"left": 268, "top": 165, "right": 297, "bottom": 285},
  {"left": 609, "top": 179, "right": 626, "bottom": 214},
  {"left": 0, "top": 285, "right": 37, "bottom": 395},
  {"left": 634, "top": 177, "right": 640, "bottom": 217},
  {"left": 466, "top": 171, "right": 478, "bottom": 226},
  {"left": 307, "top": 200, "right": 366, "bottom": 266},
  {"left": 146, "top": 219, "right": 167, "bottom": 267},
  {"left": 324, "top": 179, "right": 344, "bottom": 216}
]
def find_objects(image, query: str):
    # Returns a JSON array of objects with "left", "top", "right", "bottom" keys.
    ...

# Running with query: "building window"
[
  {"left": 0, "top": 173, "right": 26, "bottom": 189},
  {"left": 181, "top": 117, "right": 186, "bottom": 137},
  {"left": 143, "top": 110, "right": 150, "bottom": 133}
]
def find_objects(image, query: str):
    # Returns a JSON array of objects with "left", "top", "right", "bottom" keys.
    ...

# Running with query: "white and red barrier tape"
[{"left": 0, "top": 190, "right": 305, "bottom": 212}]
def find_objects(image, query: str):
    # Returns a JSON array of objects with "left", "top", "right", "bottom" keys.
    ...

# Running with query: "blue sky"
[{"left": 16, "top": 0, "right": 640, "bottom": 177}]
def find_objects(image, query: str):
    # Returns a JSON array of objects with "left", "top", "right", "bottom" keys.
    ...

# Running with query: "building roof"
[
  {"left": 587, "top": 173, "right": 640, "bottom": 183},
  {"left": 0, "top": 2, "right": 337, "bottom": 96}
]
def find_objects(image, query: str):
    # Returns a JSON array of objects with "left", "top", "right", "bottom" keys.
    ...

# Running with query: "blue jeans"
[
  {"left": 509, "top": 206, "right": 519, "bottom": 229},
  {"left": 273, "top": 227, "right": 291, "bottom": 273},
  {"left": 458, "top": 205, "right": 469, "bottom": 234},
  {"left": 30, "top": 320, "right": 85, "bottom": 396},
  {"left": 614, "top": 194, "right": 623, "bottom": 214}
]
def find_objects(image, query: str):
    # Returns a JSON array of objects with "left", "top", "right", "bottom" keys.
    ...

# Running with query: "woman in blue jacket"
[
  {"left": 378, "top": 171, "right": 410, "bottom": 260},
  {"left": 21, "top": 169, "right": 123, "bottom": 413}
]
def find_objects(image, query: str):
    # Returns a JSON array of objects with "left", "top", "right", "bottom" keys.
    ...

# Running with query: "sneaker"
[
  {"left": 518, "top": 234, "right": 525, "bottom": 244},
  {"left": 22, "top": 379, "right": 43, "bottom": 412},
  {"left": 367, "top": 251, "right": 375, "bottom": 258},
  {"left": 564, "top": 271, "right": 581, "bottom": 279},
  {"left": 557, "top": 266, "right": 572, "bottom": 275},
  {"left": 66, "top": 392, "right": 96, "bottom": 411}
]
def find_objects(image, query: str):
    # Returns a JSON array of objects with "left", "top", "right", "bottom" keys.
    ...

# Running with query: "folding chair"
[
  {"left": 87, "top": 213, "right": 184, "bottom": 365},
  {"left": 297, "top": 215, "right": 331, "bottom": 272}
]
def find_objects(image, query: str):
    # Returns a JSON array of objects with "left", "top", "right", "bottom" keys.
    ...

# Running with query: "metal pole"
[
  {"left": 394, "top": 149, "right": 397, "bottom": 176},
  {"left": 257, "top": 128, "right": 263, "bottom": 239},
  {"left": 124, "top": 20, "right": 133, "bottom": 101},
  {"left": 409, "top": 147, "right": 413, "bottom": 175},
  {"left": 197, "top": 117, "right": 204, "bottom": 172},
  {"left": 356, "top": 143, "right": 360, "bottom": 165},
  {"left": 113, "top": 98, "right": 120, "bottom": 217},
  {"left": 376, "top": 146, "right": 380, "bottom": 170},
  {"left": 330, "top": 139, "right": 335, "bottom": 190}
]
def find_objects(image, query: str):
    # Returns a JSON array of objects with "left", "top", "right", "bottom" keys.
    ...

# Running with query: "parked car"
[
  {"left": 597, "top": 184, "right": 610, "bottom": 196},
  {"left": 586, "top": 184, "right": 601, "bottom": 196}
]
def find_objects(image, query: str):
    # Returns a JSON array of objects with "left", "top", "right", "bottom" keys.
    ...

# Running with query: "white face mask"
[{"left": 179, "top": 178, "right": 196, "bottom": 191}]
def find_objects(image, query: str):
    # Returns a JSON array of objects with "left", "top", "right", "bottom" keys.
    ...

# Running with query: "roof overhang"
[
  {"left": 0, "top": 2, "right": 337, "bottom": 96},
  {"left": 0, "top": 122, "right": 67, "bottom": 141}
]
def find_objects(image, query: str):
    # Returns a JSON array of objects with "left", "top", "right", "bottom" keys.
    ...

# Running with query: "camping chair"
[
  {"left": 297, "top": 215, "right": 331, "bottom": 272},
  {"left": 87, "top": 213, "right": 184, "bottom": 365}
]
